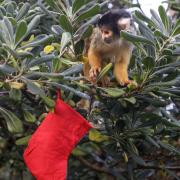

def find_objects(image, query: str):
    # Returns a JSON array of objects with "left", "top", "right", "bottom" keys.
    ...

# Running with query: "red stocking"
[{"left": 23, "top": 95, "right": 92, "bottom": 180}]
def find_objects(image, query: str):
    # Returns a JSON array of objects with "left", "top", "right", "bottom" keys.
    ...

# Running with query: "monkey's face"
[
  {"left": 100, "top": 26, "right": 115, "bottom": 44},
  {"left": 98, "top": 10, "right": 132, "bottom": 44}
]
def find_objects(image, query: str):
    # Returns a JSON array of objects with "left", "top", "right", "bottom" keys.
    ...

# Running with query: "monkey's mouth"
[{"left": 104, "top": 39, "right": 113, "bottom": 44}]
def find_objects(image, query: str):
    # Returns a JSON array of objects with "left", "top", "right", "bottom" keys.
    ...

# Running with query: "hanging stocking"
[{"left": 23, "top": 94, "right": 92, "bottom": 180}]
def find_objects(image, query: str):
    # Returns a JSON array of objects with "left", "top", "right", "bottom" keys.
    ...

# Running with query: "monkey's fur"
[{"left": 83, "top": 9, "right": 134, "bottom": 86}]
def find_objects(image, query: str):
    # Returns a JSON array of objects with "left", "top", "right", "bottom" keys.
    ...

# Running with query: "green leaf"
[
  {"left": 16, "top": 2, "right": 30, "bottom": 21},
  {"left": 160, "top": 117, "right": 180, "bottom": 128},
  {"left": 142, "top": 57, "right": 155, "bottom": 70},
  {"left": 0, "top": 6, "right": 6, "bottom": 16},
  {"left": 150, "top": 9, "right": 164, "bottom": 32},
  {"left": 147, "top": 77, "right": 180, "bottom": 87},
  {"left": 145, "top": 136, "right": 160, "bottom": 148},
  {"left": 20, "top": 34, "right": 54, "bottom": 49},
  {"left": 172, "top": 19, "right": 180, "bottom": 31},
  {"left": 165, "top": 169, "right": 180, "bottom": 180},
  {"left": 0, "top": 64, "right": 16, "bottom": 74},
  {"left": 76, "top": 14, "right": 101, "bottom": 33},
  {"left": 163, "top": 48, "right": 173, "bottom": 56},
  {"left": 134, "top": 16, "right": 154, "bottom": 42},
  {"left": 47, "top": 82, "right": 90, "bottom": 100},
  {"left": 100, "top": 87, "right": 125, "bottom": 98},
  {"left": 41, "top": 96, "right": 55, "bottom": 108},
  {"left": 26, "top": 71, "right": 63, "bottom": 78},
  {"left": 134, "top": 10, "right": 156, "bottom": 28},
  {"left": 73, "top": 81, "right": 91, "bottom": 91},
  {"left": 23, "top": 110, "right": 36, "bottom": 123},
  {"left": 3, "top": 16, "right": 14, "bottom": 44},
  {"left": 124, "top": 97, "right": 136, "bottom": 104},
  {"left": 28, "top": 54, "right": 55, "bottom": 67},
  {"left": 64, "top": 0, "right": 71, "bottom": 9},
  {"left": 59, "top": 15, "right": 73, "bottom": 33},
  {"left": 0, "top": 28, "right": 6, "bottom": 43},
  {"left": 0, "top": 107, "right": 23, "bottom": 134},
  {"left": 131, "top": 154, "right": 146, "bottom": 165},
  {"left": 60, "top": 32, "right": 72, "bottom": 54},
  {"left": 121, "top": 31, "right": 153, "bottom": 45},
  {"left": 26, "top": 80, "right": 45, "bottom": 96},
  {"left": 80, "top": 25, "right": 93, "bottom": 40},
  {"left": 97, "top": 63, "right": 113, "bottom": 81},
  {"left": 154, "top": 30, "right": 169, "bottom": 39},
  {"left": 75, "top": 5, "right": 100, "bottom": 23},
  {"left": 8, "top": 17, "right": 17, "bottom": 26},
  {"left": 163, "top": 88, "right": 180, "bottom": 96},
  {"left": 158, "top": 141, "right": 180, "bottom": 155},
  {"left": 72, "top": 146, "right": 87, "bottom": 156},
  {"left": 15, "top": 135, "right": 31, "bottom": 145},
  {"left": 0, "top": 8, "right": 4, "bottom": 19},
  {"left": 89, "top": 129, "right": 109, "bottom": 142},
  {"left": 26, "top": 15, "right": 40, "bottom": 37},
  {"left": 161, "top": 108, "right": 180, "bottom": 124},
  {"left": 15, "top": 20, "right": 27, "bottom": 45},
  {"left": 158, "top": 5, "right": 170, "bottom": 31},
  {"left": 2, "top": 44, "right": 20, "bottom": 59},
  {"left": 52, "top": 57, "right": 62, "bottom": 72},
  {"left": 9, "top": 89, "right": 22, "bottom": 101},
  {"left": 60, "top": 58, "right": 79, "bottom": 65},
  {"left": 51, "top": 25, "right": 63, "bottom": 35},
  {"left": 152, "top": 67, "right": 174, "bottom": 76},
  {"left": 172, "top": 25, "right": 180, "bottom": 36},
  {"left": 60, "top": 64, "right": 83, "bottom": 76},
  {"left": 44, "top": 0, "right": 56, "bottom": 8},
  {"left": 72, "top": 0, "right": 91, "bottom": 13},
  {"left": 7, "top": 3, "right": 14, "bottom": 15}
]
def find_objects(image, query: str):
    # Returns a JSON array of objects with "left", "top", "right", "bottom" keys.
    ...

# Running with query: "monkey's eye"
[{"left": 104, "top": 31, "right": 110, "bottom": 35}]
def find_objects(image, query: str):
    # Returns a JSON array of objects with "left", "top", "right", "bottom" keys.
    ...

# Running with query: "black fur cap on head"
[{"left": 98, "top": 9, "right": 131, "bottom": 35}]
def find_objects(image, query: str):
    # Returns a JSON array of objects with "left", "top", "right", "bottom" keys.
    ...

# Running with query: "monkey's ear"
[{"left": 117, "top": 18, "right": 131, "bottom": 31}]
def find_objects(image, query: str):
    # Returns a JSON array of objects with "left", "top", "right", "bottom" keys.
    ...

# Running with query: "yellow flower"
[
  {"left": 44, "top": 45, "right": 55, "bottom": 54},
  {"left": 9, "top": 82, "right": 24, "bottom": 89},
  {"left": 89, "top": 129, "right": 109, "bottom": 142}
]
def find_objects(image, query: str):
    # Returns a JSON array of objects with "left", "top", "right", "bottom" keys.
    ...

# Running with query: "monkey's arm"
[
  {"left": 88, "top": 48, "right": 102, "bottom": 81},
  {"left": 114, "top": 48, "right": 132, "bottom": 85}
]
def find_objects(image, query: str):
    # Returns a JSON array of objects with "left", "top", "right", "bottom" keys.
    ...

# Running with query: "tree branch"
[
  {"left": 136, "top": 165, "right": 180, "bottom": 171},
  {"left": 76, "top": 156, "right": 117, "bottom": 178}
]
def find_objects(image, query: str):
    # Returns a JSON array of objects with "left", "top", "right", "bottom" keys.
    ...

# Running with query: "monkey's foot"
[
  {"left": 119, "top": 79, "right": 134, "bottom": 86},
  {"left": 89, "top": 66, "right": 101, "bottom": 82}
]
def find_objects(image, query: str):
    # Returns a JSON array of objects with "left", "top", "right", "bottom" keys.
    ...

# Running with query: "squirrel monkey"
[{"left": 83, "top": 9, "right": 134, "bottom": 86}]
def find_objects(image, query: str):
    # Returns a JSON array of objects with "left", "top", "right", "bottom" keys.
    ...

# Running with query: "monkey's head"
[{"left": 98, "top": 9, "right": 131, "bottom": 44}]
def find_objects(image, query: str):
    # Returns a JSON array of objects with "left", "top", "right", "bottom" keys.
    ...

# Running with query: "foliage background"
[{"left": 0, "top": 0, "right": 179, "bottom": 179}]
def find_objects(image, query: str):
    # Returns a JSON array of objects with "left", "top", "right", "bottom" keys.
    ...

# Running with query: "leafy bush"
[{"left": 0, "top": 0, "right": 179, "bottom": 179}]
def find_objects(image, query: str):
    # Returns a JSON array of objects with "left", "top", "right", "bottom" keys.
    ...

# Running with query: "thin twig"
[
  {"left": 76, "top": 156, "right": 117, "bottom": 178},
  {"left": 136, "top": 165, "right": 180, "bottom": 171}
]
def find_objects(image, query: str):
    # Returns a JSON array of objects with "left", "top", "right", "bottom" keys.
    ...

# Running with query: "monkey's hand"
[
  {"left": 120, "top": 79, "right": 137, "bottom": 86},
  {"left": 89, "top": 66, "right": 101, "bottom": 82}
]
